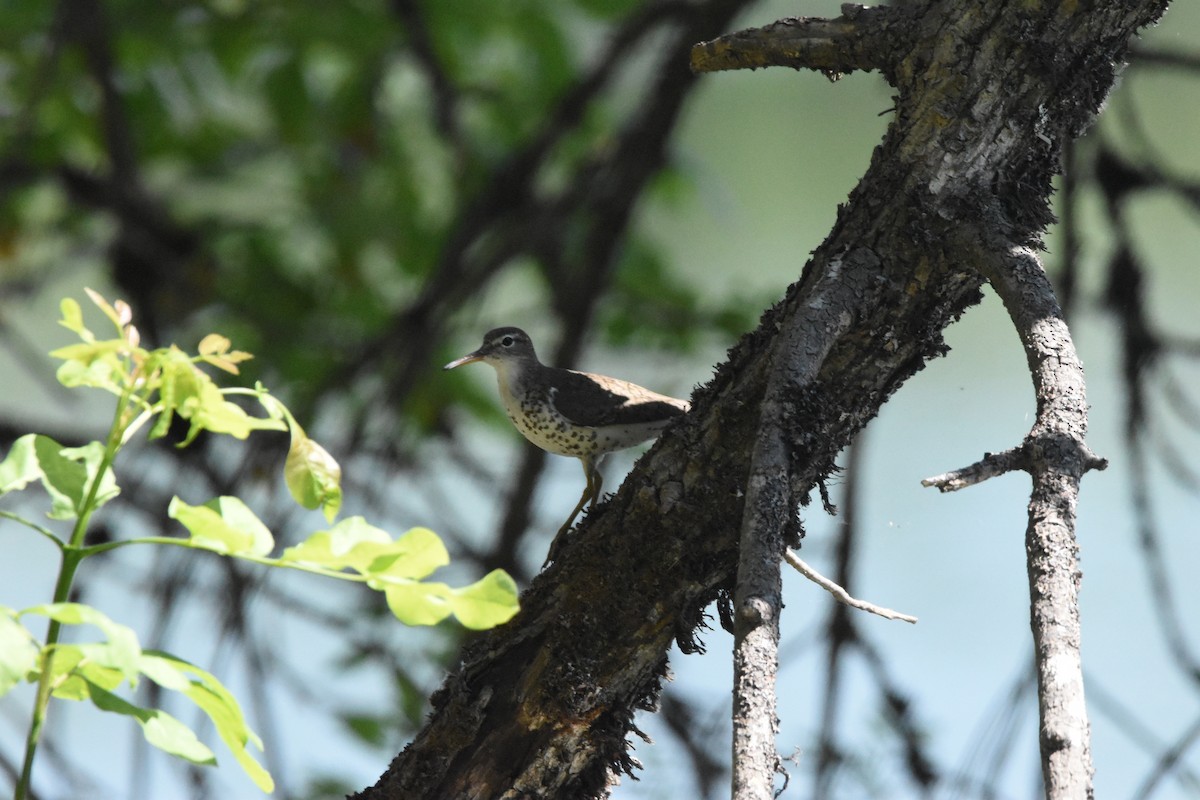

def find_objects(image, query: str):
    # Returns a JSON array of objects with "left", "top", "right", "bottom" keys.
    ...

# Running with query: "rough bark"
[
  {"left": 732, "top": 256, "right": 865, "bottom": 799},
  {"left": 925, "top": 242, "right": 1108, "bottom": 796},
  {"left": 355, "top": 1, "right": 1169, "bottom": 798}
]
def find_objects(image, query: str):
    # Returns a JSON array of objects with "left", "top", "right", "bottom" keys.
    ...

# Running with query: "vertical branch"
[
  {"left": 732, "top": 255, "right": 863, "bottom": 799},
  {"left": 926, "top": 243, "right": 1107, "bottom": 798},
  {"left": 985, "top": 247, "right": 1104, "bottom": 798},
  {"left": 730, "top": 382, "right": 787, "bottom": 800}
]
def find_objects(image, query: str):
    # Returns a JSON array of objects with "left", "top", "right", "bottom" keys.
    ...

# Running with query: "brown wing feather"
[{"left": 542, "top": 365, "right": 689, "bottom": 428}]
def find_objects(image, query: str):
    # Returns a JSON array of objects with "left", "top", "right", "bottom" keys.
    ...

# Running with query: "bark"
[
  {"left": 355, "top": 1, "right": 1169, "bottom": 798},
  {"left": 926, "top": 243, "right": 1108, "bottom": 796},
  {"left": 732, "top": 256, "right": 864, "bottom": 799}
]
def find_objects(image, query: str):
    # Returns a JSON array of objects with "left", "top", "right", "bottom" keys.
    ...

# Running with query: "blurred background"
[{"left": 1, "top": 0, "right": 1199, "bottom": 798}]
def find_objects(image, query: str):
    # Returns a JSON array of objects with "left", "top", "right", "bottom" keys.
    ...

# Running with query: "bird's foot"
[{"left": 543, "top": 523, "right": 573, "bottom": 567}]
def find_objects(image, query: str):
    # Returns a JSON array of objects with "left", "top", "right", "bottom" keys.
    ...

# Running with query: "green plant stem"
[
  {"left": 81, "top": 536, "right": 379, "bottom": 584},
  {"left": 69, "top": 386, "right": 133, "bottom": 549},
  {"left": 16, "top": 389, "right": 132, "bottom": 800},
  {"left": 16, "top": 548, "right": 85, "bottom": 800},
  {"left": 0, "top": 510, "right": 63, "bottom": 550}
]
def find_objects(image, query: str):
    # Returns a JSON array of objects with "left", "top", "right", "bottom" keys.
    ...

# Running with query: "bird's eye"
[{"left": 501, "top": 336, "right": 514, "bottom": 347}]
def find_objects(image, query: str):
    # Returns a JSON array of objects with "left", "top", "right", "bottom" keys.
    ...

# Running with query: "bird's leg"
[
  {"left": 548, "top": 457, "right": 601, "bottom": 564},
  {"left": 589, "top": 466, "right": 604, "bottom": 508},
  {"left": 556, "top": 457, "right": 597, "bottom": 538}
]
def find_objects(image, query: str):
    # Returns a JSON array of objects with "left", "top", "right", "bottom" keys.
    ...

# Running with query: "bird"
[{"left": 444, "top": 326, "right": 690, "bottom": 539}]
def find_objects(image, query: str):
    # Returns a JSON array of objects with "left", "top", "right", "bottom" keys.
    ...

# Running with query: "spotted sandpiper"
[{"left": 444, "top": 327, "right": 690, "bottom": 537}]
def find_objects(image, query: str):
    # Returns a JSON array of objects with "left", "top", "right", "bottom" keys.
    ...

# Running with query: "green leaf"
[
  {"left": 447, "top": 569, "right": 520, "bottom": 630},
  {"left": 0, "top": 435, "right": 119, "bottom": 520},
  {"left": 57, "top": 297, "right": 92, "bottom": 340},
  {"left": 22, "top": 603, "right": 142, "bottom": 685},
  {"left": 0, "top": 435, "right": 46, "bottom": 495},
  {"left": 284, "top": 432, "right": 343, "bottom": 522},
  {"left": 282, "top": 520, "right": 448, "bottom": 579},
  {"left": 381, "top": 581, "right": 454, "bottom": 626},
  {"left": 140, "top": 651, "right": 274, "bottom": 792},
  {"left": 71, "top": 652, "right": 127, "bottom": 693},
  {"left": 10, "top": 607, "right": 271, "bottom": 789},
  {"left": 0, "top": 609, "right": 39, "bottom": 696},
  {"left": 83, "top": 679, "right": 217, "bottom": 766},
  {"left": 282, "top": 516, "right": 389, "bottom": 570},
  {"left": 183, "top": 380, "right": 286, "bottom": 442},
  {"left": 151, "top": 348, "right": 284, "bottom": 444},
  {"left": 384, "top": 571, "right": 520, "bottom": 629},
  {"left": 145, "top": 347, "right": 195, "bottom": 440},
  {"left": 49, "top": 340, "right": 126, "bottom": 391},
  {"left": 286, "top": 523, "right": 517, "bottom": 629},
  {"left": 40, "top": 645, "right": 90, "bottom": 700},
  {"left": 364, "top": 527, "right": 450, "bottom": 581},
  {"left": 55, "top": 442, "right": 120, "bottom": 518},
  {"left": 168, "top": 496, "right": 275, "bottom": 557}
]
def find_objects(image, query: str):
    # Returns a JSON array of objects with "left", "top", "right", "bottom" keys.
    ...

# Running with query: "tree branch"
[
  {"left": 921, "top": 445, "right": 1030, "bottom": 492},
  {"left": 928, "top": 242, "right": 1107, "bottom": 797},
  {"left": 732, "top": 254, "right": 866, "bottom": 799},
  {"left": 690, "top": 5, "right": 913, "bottom": 78}
]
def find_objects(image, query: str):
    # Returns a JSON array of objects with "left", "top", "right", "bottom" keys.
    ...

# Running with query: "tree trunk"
[{"left": 354, "top": 1, "right": 1169, "bottom": 797}]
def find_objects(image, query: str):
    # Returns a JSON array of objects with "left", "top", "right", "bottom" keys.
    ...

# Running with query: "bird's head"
[{"left": 444, "top": 327, "right": 539, "bottom": 371}]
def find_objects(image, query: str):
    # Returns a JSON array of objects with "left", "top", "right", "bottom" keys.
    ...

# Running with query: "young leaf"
[
  {"left": 22, "top": 604, "right": 142, "bottom": 685},
  {"left": 0, "top": 435, "right": 119, "bottom": 520},
  {"left": 198, "top": 333, "right": 232, "bottom": 357},
  {"left": 84, "top": 287, "right": 128, "bottom": 333},
  {"left": 381, "top": 581, "right": 454, "bottom": 627},
  {"left": 448, "top": 570, "right": 520, "bottom": 630},
  {"left": 182, "top": 380, "right": 287, "bottom": 443},
  {"left": 284, "top": 433, "right": 343, "bottom": 522},
  {"left": 197, "top": 333, "right": 253, "bottom": 374},
  {"left": 57, "top": 297, "right": 92, "bottom": 341},
  {"left": 168, "top": 496, "right": 275, "bottom": 557},
  {"left": 0, "top": 609, "right": 39, "bottom": 696},
  {"left": 49, "top": 339, "right": 125, "bottom": 392},
  {"left": 282, "top": 520, "right": 448, "bottom": 579},
  {"left": 82, "top": 680, "right": 217, "bottom": 766},
  {"left": 364, "top": 527, "right": 451, "bottom": 581},
  {"left": 139, "top": 651, "right": 274, "bottom": 792}
]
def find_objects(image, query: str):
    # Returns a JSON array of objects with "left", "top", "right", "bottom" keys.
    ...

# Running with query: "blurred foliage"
[{"left": 0, "top": 0, "right": 754, "bottom": 422}]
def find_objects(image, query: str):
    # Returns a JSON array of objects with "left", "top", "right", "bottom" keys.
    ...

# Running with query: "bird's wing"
[{"left": 546, "top": 367, "right": 689, "bottom": 428}]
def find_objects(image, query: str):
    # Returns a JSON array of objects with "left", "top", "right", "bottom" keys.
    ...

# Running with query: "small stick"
[{"left": 783, "top": 549, "right": 918, "bottom": 624}]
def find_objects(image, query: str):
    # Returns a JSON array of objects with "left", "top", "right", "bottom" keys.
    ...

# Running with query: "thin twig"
[
  {"left": 920, "top": 446, "right": 1029, "bottom": 492},
  {"left": 784, "top": 550, "right": 917, "bottom": 624}
]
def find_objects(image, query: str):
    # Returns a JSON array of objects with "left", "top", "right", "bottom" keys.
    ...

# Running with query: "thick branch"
[{"left": 690, "top": 5, "right": 912, "bottom": 77}]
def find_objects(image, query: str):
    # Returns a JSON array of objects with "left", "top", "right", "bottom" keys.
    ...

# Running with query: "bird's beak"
[{"left": 444, "top": 351, "right": 484, "bottom": 370}]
